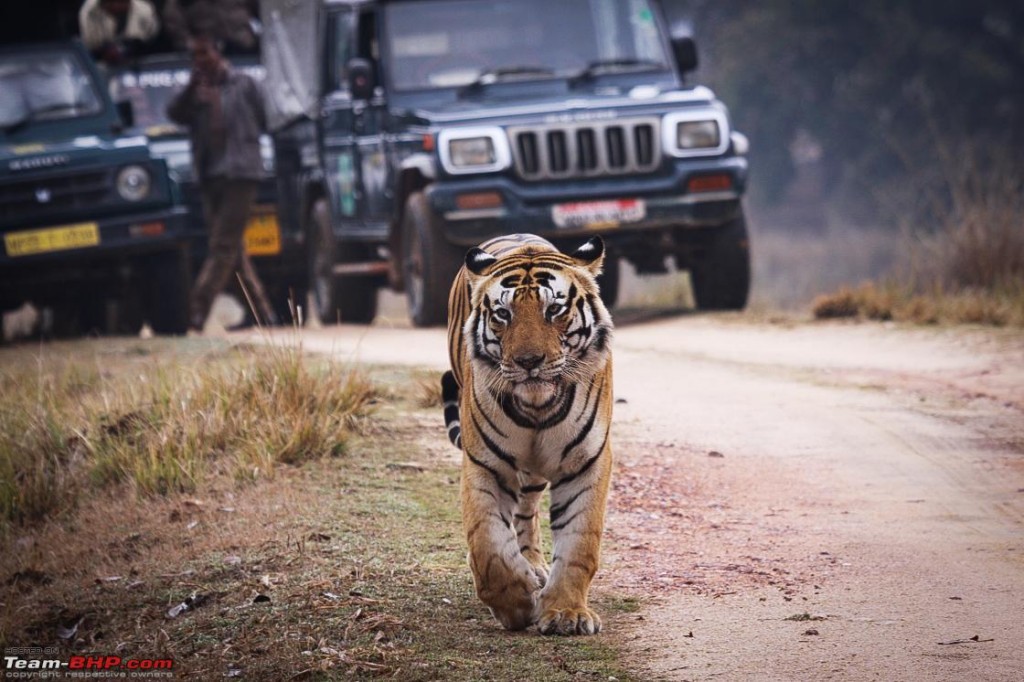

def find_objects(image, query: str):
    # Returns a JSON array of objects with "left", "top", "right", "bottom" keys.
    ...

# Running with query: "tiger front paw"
[
  {"left": 520, "top": 550, "right": 549, "bottom": 588},
  {"left": 537, "top": 605, "right": 602, "bottom": 636},
  {"left": 529, "top": 562, "right": 549, "bottom": 588},
  {"left": 479, "top": 568, "right": 543, "bottom": 631}
]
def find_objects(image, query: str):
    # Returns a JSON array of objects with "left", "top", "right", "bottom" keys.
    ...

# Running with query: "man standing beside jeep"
[{"left": 167, "top": 33, "right": 277, "bottom": 331}]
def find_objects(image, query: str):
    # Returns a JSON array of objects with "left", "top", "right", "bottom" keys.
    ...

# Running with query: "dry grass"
[
  {"left": 0, "top": 337, "right": 375, "bottom": 529},
  {"left": 0, "top": 347, "right": 636, "bottom": 680},
  {"left": 812, "top": 146, "right": 1024, "bottom": 327},
  {"left": 414, "top": 373, "right": 443, "bottom": 408},
  {"left": 813, "top": 281, "right": 1024, "bottom": 326}
]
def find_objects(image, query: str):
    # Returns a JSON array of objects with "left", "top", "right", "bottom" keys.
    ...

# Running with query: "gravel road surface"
[{"left": 248, "top": 307, "right": 1024, "bottom": 681}]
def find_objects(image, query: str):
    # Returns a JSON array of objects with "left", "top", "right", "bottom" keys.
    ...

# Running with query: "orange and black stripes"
[{"left": 443, "top": 232, "right": 615, "bottom": 635}]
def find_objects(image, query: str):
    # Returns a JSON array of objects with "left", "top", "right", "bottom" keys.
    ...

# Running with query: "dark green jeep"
[
  {"left": 261, "top": 0, "right": 751, "bottom": 326},
  {"left": 0, "top": 41, "right": 193, "bottom": 335}
]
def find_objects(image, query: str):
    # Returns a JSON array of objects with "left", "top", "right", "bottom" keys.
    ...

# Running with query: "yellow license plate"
[
  {"left": 244, "top": 213, "right": 281, "bottom": 256},
  {"left": 4, "top": 222, "right": 100, "bottom": 257}
]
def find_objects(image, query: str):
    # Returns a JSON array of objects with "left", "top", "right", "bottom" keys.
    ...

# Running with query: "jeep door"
[{"left": 321, "top": 6, "right": 391, "bottom": 237}]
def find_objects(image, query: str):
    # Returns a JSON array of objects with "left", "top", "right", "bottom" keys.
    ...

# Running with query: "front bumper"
[
  {"left": 427, "top": 156, "right": 747, "bottom": 247},
  {"left": 1, "top": 205, "right": 191, "bottom": 269}
]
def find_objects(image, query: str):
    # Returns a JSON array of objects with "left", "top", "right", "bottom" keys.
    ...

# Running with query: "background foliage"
[{"left": 665, "top": 1, "right": 1024, "bottom": 220}]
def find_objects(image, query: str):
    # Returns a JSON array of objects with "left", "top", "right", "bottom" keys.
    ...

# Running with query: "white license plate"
[{"left": 552, "top": 199, "right": 646, "bottom": 229}]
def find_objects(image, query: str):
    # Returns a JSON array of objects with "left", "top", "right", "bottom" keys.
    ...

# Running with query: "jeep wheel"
[
  {"left": 689, "top": 212, "right": 751, "bottom": 311},
  {"left": 143, "top": 245, "right": 191, "bottom": 335},
  {"left": 308, "top": 198, "right": 378, "bottom": 324},
  {"left": 401, "top": 192, "right": 463, "bottom": 327},
  {"left": 337, "top": 275, "right": 377, "bottom": 324}
]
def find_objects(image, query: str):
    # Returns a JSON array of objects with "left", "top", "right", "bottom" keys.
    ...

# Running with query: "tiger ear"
[
  {"left": 465, "top": 247, "right": 498, "bottom": 276},
  {"left": 570, "top": 236, "right": 605, "bottom": 275}
]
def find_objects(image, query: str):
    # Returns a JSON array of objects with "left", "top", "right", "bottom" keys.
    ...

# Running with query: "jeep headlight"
[
  {"left": 662, "top": 110, "right": 730, "bottom": 157},
  {"left": 438, "top": 127, "right": 511, "bottom": 174},
  {"left": 676, "top": 120, "right": 720, "bottom": 149},
  {"left": 116, "top": 164, "right": 152, "bottom": 201},
  {"left": 451, "top": 137, "right": 495, "bottom": 167}
]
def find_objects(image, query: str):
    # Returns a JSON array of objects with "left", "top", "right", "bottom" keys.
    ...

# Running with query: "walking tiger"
[{"left": 442, "top": 233, "right": 614, "bottom": 635}]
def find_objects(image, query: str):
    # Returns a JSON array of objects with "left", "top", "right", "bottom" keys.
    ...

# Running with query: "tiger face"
[{"left": 463, "top": 238, "right": 611, "bottom": 406}]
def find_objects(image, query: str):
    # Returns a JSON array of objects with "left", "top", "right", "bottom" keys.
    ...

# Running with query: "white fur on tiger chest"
[{"left": 470, "top": 376, "right": 608, "bottom": 482}]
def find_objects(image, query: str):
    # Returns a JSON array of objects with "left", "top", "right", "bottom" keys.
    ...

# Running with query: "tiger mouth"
[{"left": 516, "top": 376, "right": 560, "bottom": 387}]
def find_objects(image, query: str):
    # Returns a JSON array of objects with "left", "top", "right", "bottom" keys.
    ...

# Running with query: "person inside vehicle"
[
  {"left": 78, "top": 0, "right": 160, "bottom": 64},
  {"left": 162, "top": 0, "right": 261, "bottom": 54}
]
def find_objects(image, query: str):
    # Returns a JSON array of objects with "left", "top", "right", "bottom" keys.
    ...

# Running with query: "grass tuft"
[
  {"left": 0, "top": 339, "right": 375, "bottom": 529},
  {"left": 415, "top": 373, "right": 444, "bottom": 409},
  {"left": 813, "top": 142, "right": 1023, "bottom": 327},
  {"left": 812, "top": 280, "right": 1024, "bottom": 326}
]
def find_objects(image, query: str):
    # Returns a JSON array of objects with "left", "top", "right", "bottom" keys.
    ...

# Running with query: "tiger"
[{"left": 442, "top": 233, "right": 614, "bottom": 636}]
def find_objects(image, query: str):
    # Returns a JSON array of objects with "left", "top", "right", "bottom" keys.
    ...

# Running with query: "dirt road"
[{"left": 256, "top": 310, "right": 1024, "bottom": 681}]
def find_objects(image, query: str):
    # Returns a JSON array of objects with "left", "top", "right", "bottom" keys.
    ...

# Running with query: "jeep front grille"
[
  {"left": 509, "top": 118, "right": 661, "bottom": 180},
  {"left": 0, "top": 169, "right": 112, "bottom": 225}
]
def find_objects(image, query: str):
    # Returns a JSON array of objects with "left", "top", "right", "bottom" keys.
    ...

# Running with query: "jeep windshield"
[
  {"left": 109, "top": 66, "right": 192, "bottom": 137},
  {"left": 384, "top": 0, "right": 671, "bottom": 92},
  {"left": 0, "top": 49, "right": 103, "bottom": 135},
  {"left": 110, "top": 60, "right": 267, "bottom": 137}
]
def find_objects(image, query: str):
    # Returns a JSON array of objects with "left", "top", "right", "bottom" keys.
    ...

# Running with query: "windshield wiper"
[
  {"left": 458, "top": 66, "right": 555, "bottom": 95},
  {"left": 569, "top": 58, "right": 666, "bottom": 86},
  {"left": 2, "top": 103, "right": 82, "bottom": 135}
]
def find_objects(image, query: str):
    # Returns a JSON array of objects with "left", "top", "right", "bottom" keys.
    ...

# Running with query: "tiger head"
[{"left": 463, "top": 237, "right": 613, "bottom": 404}]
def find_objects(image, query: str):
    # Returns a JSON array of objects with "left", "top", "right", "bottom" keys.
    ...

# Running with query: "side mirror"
[
  {"left": 671, "top": 36, "right": 699, "bottom": 74},
  {"left": 115, "top": 99, "right": 135, "bottom": 128},
  {"left": 347, "top": 58, "right": 375, "bottom": 100}
]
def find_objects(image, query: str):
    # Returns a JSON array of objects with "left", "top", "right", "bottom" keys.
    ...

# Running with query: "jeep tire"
[
  {"left": 401, "top": 191, "right": 463, "bottom": 327},
  {"left": 143, "top": 245, "right": 191, "bottom": 335},
  {"left": 308, "top": 197, "right": 378, "bottom": 324},
  {"left": 689, "top": 212, "right": 751, "bottom": 311}
]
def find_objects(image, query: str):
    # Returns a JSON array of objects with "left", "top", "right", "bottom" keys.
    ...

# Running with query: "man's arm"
[{"left": 166, "top": 79, "right": 199, "bottom": 126}]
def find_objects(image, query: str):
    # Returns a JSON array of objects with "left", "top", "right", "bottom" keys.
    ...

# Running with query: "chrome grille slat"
[{"left": 509, "top": 117, "right": 661, "bottom": 181}]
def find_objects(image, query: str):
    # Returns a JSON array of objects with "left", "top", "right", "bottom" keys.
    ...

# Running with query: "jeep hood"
[
  {"left": 404, "top": 85, "right": 719, "bottom": 127},
  {"left": 0, "top": 134, "right": 151, "bottom": 179}
]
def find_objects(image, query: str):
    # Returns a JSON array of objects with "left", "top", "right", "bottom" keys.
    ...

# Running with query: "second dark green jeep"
[{"left": 261, "top": 0, "right": 751, "bottom": 326}]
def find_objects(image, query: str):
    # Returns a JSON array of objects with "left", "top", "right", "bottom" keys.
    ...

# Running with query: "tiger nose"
[{"left": 514, "top": 353, "right": 545, "bottom": 371}]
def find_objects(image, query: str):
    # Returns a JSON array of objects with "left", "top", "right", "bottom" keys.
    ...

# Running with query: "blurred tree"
[{"left": 667, "top": 0, "right": 1024, "bottom": 219}]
